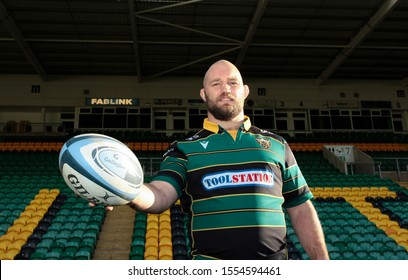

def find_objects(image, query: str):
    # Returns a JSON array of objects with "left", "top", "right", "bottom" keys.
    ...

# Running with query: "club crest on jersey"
[
  {"left": 256, "top": 137, "right": 271, "bottom": 149},
  {"left": 202, "top": 169, "right": 274, "bottom": 190}
]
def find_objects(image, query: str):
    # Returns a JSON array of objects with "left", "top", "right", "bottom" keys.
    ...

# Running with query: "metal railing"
[
  {"left": 372, "top": 157, "right": 408, "bottom": 181},
  {"left": 346, "top": 157, "right": 408, "bottom": 181}
]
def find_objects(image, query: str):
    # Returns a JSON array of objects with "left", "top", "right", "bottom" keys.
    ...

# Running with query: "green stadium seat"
[
  {"left": 329, "top": 251, "right": 342, "bottom": 260},
  {"left": 133, "top": 228, "right": 146, "bottom": 239},
  {"left": 332, "top": 240, "right": 347, "bottom": 251},
  {"left": 75, "top": 250, "right": 91, "bottom": 260},
  {"left": 77, "top": 215, "right": 91, "bottom": 224},
  {"left": 69, "top": 230, "right": 85, "bottom": 243},
  {"left": 45, "top": 251, "right": 61, "bottom": 260},
  {"left": 341, "top": 250, "right": 356, "bottom": 260},
  {"left": 51, "top": 239, "right": 67, "bottom": 253},
  {"left": 395, "top": 248, "right": 408, "bottom": 260},
  {"left": 36, "top": 239, "right": 54, "bottom": 252},
  {"left": 129, "top": 246, "right": 145, "bottom": 260},
  {"left": 85, "top": 224, "right": 100, "bottom": 235},
  {"left": 355, "top": 249, "right": 370, "bottom": 260},
  {"left": 79, "top": 236, "right": 95, "bottom": 248},
  {"left": 60, "top": 251, "right": 75, "bottom": 260},
  {"left": 30, "top": 251, "right": 46, "bottom": 260},
  {"left": 382, "top": 250, "right": 399, "bottom": 260},
  {"left": 82, "top": 232, "right": 98, "bottom": 244},
  {"left": 65, "top": 241, "right": 80, "bottom": 253},
  {"left": 61, "top": 222, "right": 76, "bottom": 232},
  {"left": 56, "top": 230, "right": 70, "bottom": 241}
]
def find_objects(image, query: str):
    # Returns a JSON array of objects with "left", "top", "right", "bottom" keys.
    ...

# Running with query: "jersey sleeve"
[
  {"left": 281, "top": 142, "right": 313, "bottom": 208},
  {"left": 152, "top": 141, "right": 187, "bottom": 197}
]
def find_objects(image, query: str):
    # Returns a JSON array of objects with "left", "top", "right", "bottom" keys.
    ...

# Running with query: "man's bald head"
[{"left": 203, "top": 59, "right": 244, "bottom": 87}]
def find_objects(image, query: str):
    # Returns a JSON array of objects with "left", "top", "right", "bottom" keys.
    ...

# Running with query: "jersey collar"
[{"left": 203, "top": 116, "right": 252, "bottom": 133}]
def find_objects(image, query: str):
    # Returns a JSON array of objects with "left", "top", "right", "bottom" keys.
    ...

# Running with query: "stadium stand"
[{"left": 0, "top": 133, "right": 407, "bottom": 260}]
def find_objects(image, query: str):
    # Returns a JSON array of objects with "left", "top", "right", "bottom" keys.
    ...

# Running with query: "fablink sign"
[{"left": 85, "top": 98, "right": 139, "bottom": 106}]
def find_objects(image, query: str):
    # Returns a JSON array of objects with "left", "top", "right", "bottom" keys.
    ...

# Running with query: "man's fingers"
[{"left": 88, "top": 202, "right": 114, "bottom": 211}]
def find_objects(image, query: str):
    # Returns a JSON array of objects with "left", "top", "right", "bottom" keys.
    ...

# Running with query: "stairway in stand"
[
  {"left": 92, "top": 205, "right": 136, "bottom": 260},
  {"left": 398, "top": 181, "right": 408, "bottom": 190}
]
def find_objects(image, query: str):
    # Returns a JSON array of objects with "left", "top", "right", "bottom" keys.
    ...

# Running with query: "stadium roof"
[{"left": 0, "top": 0, "right": 407, "bottom": 85}]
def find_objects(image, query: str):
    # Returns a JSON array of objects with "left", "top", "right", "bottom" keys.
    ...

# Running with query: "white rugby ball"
[{"left": 58, "top": 133, "right": 143, "bottom": 206}]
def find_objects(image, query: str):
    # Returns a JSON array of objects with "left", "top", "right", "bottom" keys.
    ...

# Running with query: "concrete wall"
[{"left": 1, "top": 74, "right": 407, "bottom": 132}]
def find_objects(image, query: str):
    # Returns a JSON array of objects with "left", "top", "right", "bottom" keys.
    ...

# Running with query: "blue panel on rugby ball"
[{"left": 59, "top": 133, "right": 143, "bottom": 206}]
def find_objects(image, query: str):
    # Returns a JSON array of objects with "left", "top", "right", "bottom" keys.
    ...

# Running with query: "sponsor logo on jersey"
[
  {"left": 202, "top": 169, "right": 274, "bottom": 190},
  {"left": 256, "top": 137, "right": 271, "bottom": 149}
]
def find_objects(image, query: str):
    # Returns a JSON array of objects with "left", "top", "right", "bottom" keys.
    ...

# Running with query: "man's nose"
[{"left": 222, "top": 83, "right": 231, "bottom": 92}]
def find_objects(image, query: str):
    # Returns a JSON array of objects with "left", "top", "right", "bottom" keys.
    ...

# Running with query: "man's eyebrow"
[
  {"left": 208, "top": 77, "right": 239, "bottom": 84},
  {"left": 208, "top": 78, "right": 221, "bottom": 84}
]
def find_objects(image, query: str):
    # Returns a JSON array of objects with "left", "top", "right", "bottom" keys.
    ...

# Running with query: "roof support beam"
[
  {"left": 0, "top": 0, "right": 47, "bottom": 81},
  {"left": 135, "top": 14, "right": 243, "bottom": 45},
  {"left": 317, "top": 0, "right": 401, "bottom": 85},
  {"left": 134, "top": 0, "right": 243, "bottom": 79},
  {"left": 128, "top": 0, "right": 142, "bottom": 82},
  {"left": 4, "top": 38, "right": 408, "bottom": 51},
  {"left": 235, "top": 0, "right": 269, "bottom": 68},
  {"left": 135, "top": 0, "right": 204, "bottom": 15},
  {"left": 146, "top": 46, "right": 242, "bottom": 81}
]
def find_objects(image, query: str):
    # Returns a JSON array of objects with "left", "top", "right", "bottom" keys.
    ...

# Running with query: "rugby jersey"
[{"left": 154, "top": 117, "right": 313, "bottom": 259}]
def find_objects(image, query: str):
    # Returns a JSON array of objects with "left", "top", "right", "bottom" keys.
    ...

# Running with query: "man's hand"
[{"left": 89, "top": 202, "right": 114, "bottom": 211}]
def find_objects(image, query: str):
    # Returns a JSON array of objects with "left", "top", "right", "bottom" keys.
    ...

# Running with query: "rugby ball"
[{"left": 58, "top": 133, "right": 144, "bottom": 206}]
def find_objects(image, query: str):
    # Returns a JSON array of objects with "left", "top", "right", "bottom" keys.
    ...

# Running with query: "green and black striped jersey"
[{"left": 154, "top": 117, "right": 313, "bottom": 259}]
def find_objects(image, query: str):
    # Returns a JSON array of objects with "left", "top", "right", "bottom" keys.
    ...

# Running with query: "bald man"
[{"left": 113, "top": 60, "right": 329, "bottom": 260}]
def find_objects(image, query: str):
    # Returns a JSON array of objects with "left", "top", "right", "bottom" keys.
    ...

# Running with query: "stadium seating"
[{"left": 1, "top": 137, "right": 408, "bottom": 260}]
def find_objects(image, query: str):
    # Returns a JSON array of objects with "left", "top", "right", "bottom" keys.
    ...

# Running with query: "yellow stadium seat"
[
  {"left": 20, "top": 210, "right": 35, "bottom": 219},
  {"left": 21, "top": 224, "right": 36, "bottom": 235},
  {"left": 159, "top": 236, "right": 172, "bottom": 249},
  {"left": 50, "top": 189, "right": 60, "bottom": 195},
  {"left": 159, "top": 247, "right": 173, "bottom": 260},
  {"left": 13, "top": 217, "right": 29, "bottom": 226},
  {"left": 7, "top": 224, "right": 24, "bottom": 234},
  {"left": 27, "top": 216, "right": 42, "bottom": 225},
  {"left": 159, "top": 215, "right": 171, "bottom": 224},
  {"left": 25, "top": 204, "right": 38, "bottom": 212},
  {"left": 6, "top": 242, "right": 23, "bottom": 256},
  {"left": 0, "top": 242, "right": 7, "bottom": 254},
  {"left": 145, "top": 238, "right": 159, "bottom": 249},
  {"left": 144, "top": 247, "right": 159, "bottom": 260},
  {"left": 0, "top": 234, "right": 15, "bottom": 244},
  {"left": 159, "top": 228, "right": 172, "bottom": 239},
  {"left": 147, "top": 214, "right": 159, "bottom": 222},
  {"left": 146, "top": 228, "right": 158, "bottom": 238},
  {"left": 147, "top": 221, "right": 159, "bottom": 231},
  {"left": 32, "top": 209, "right": 47, "bottom": 219},
  {"left": 1, "top": 250, "right": 17, "bottom": 260},
  {"left": 11, "top": 238, "right": 26, "bottom": 249}
]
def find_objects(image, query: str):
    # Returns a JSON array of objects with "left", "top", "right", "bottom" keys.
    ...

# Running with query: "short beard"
[{"left": 207, "top": 101, "right": 241, "bottom": 121}]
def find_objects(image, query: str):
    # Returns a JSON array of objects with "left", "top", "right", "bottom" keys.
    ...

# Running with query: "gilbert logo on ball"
[{"left": 59, "top": 133, "right": 143, "bottom": 206}]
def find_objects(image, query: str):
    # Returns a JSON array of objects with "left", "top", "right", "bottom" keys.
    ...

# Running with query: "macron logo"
[{"left": 200, "top": 141, "right": 209, "bottom": 149}]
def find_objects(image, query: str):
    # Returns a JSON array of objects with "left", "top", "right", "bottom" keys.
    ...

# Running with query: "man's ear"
[
  {"left": 244, "top": 85, "right": 250, "bottom": 99},
  {"left": 200, "top": 88, "right": 207, "bottom": 102}
]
